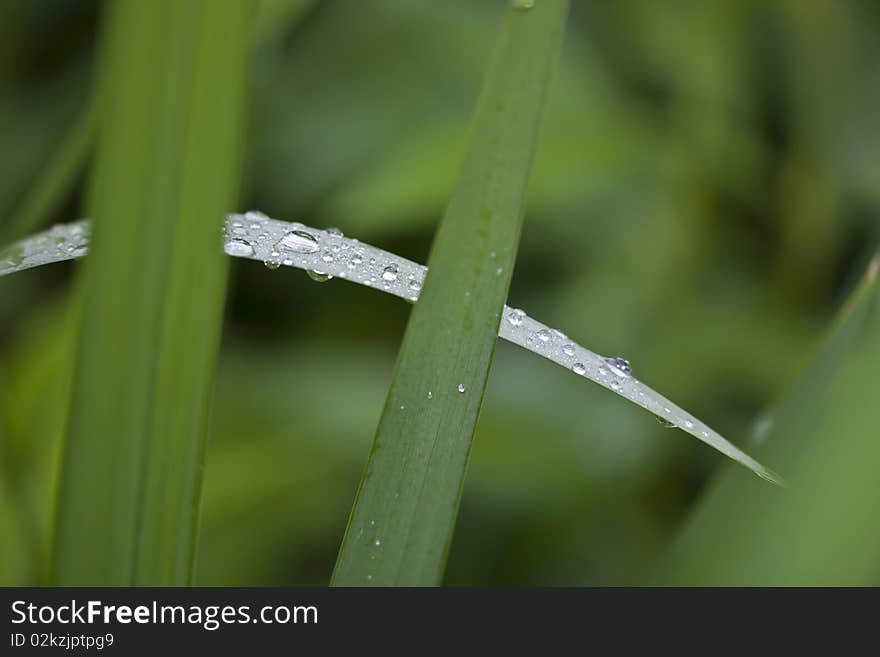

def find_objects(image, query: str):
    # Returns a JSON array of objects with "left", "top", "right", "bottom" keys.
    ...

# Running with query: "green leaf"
[
  {"left": 652, "top": 255, "right": 880, "bottom": 585},
  {"left": 51, "top": 0, "right": 252, "bottom": 585},
  {"left": 331, "top": 0, "right": 568, "bottom": 586}
]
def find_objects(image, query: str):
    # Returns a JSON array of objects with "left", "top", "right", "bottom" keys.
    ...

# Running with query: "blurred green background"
[{"left": 2, "top": 0, "right": 879, "bottom": 586}]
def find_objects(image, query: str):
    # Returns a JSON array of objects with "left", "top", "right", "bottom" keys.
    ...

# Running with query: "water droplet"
[
  {"left": 370, "top": 520, "right": 376, "bottom": 527},
  {"left": 321, "top": 249, "right": 335, "bottom": 263},
  {"left": 427, "top": 391, "right": 433, "bottom": 399},
  {"left": 0, "top": 245, "right": 24, "bottom": 269},
  {"left": 264, "top": 251, "right": 282, "bottom": 270},
  {"left": 367, "top": 575, "right": 373, "bottom": 581},
  {"left": 325, "top": 227, "right": 344, "bottom": 237},
  {"left": 495, "top": 267, "right": 503, "bottom": 276},
  {"left": 374, "top": 539, "right": 381, "bottom": 547},
  {"left": 457, "top": 383, "right": 466, "bottom": 393},
  {"left": 224, "top": 239, "right": 255, "bottom": 257},
  {"left": 562, "top": 344, "right": 575, "bottom": 356},
  {"left": 572, "top": 362, "right": 586, "bottom": 375},
  {"left": 408, "top": 278, "right": 422, "bottom": 291},
  {"left": 506, "top": 308, "right": 525, "bottom": 327},
  {"left": 306, "top": 269, "right": 332, "bottom": 283},
  {"left": 536, "top": 328, "right": 552, "bottom": 342},
  {"left": 244, "top": 210, "right": 268, "bottom": 223},
  {"left": 348, "top": 252, "right": 363, "bottom": 269},
  {"left": 513, "top": 0, "right": 535, "bottom": 9},
  {"left": 604, "top": 356, "right": 633, "bottom": 378},
  {"left": 656, "top": 417, "right": 676, "bottom": 428},
  {"left": 684, "top": 420, "right": 694, "bottom": 429},
  {"left": 277, "top": 229, "right": 319, "bottom": 254},
  {"left": 381, "top": 265, "right": 399, "bottom": 282}
]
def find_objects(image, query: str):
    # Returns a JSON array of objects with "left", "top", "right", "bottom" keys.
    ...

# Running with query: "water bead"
[
  {"left": 224, "top": 239, "right": 255, "bottom": 258},
  {"left": 506, "top": 308, "right": 525, "bottom": 327},
  {"left": 277, "top": 229, "right": 319, "bottom": 254},
  {"left": 604, "top": 356, "right": 633, "bottom": 378}
]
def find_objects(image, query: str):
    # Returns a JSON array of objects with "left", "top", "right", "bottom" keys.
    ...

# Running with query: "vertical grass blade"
[
  {"left": 652, "top": 255, "right": 880, "bottom": 585},
  {"left": 332, "top": 0, "right": 568, "bottom": 586},
  {"left": 51, "top": 0, "right": 252, "bottom": 585}
]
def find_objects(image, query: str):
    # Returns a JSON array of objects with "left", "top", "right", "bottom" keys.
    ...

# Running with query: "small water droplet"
[
  {"left": 656, "top": 417, "right": 676, "bottom": 428},
  {"left": 506, "top": 308, "right": 525, "bottom": 327},
  {"left": 604, "top": 356, "right": 633, "bottom": 378},
  {"left": 321, "top": 249, "right": 335, "bottom": 263},
  {"left": 535, "top": 328, "right": 552, "bottom": 342},
  {"left": 572, "top": 362, "right": 586, "bottom": 375},
  {"left": 326, "top": 227, "right": 344, "bottom": 237},
  {"left": 374, "top": 539, "right": 381, "bottom": 547},
  {"left": 610, "top": 381, "right": 621, "bottom": 391},
  {"left": 224, "top": 239, "right": 255, "bottom": 257},
  {"left": 264, "top": 251, "right": 282, "bottom": 270},
  {"left": 306, "top": 269, "right": 333, "bottom": 283},
  {"left": 381, "top": 265, "right": 399, "bottom": 282},
  {"left": 513, "top": 0, "right": 535, "bottom": 9},
  {"left": 277, "top": 229, "right": 319, "bottom": 254},
  {"left": 427, "top": 391, "right": 433, "bottom": 399},
  {"left": 684, "top": 420, "right": 694, "bottom": 429},
  {"left": 408, "top": 278, "right": 422, "bottom": 291},
  {"left": 457, "top": 383, "right": 466, "bottom": 393},
  {"left": 562, "top": 344, "right": 575, "bottom": 356},
  {"left": 370, "top": 520, "right": 376, "bottom": 526}
]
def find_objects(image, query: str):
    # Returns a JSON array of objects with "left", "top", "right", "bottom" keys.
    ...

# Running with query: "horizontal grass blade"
[
  {"left": 331, "top": 0, "right": 569, "bottom": 586},
  {"left": 51, "top": 0, "right": 252, "bottom": 585},
  {"left": 652, "top": 255, "right": 880, "bottom": 585},
  {"left": 3, "top": 213, "right": 781, "bottom": 484}
]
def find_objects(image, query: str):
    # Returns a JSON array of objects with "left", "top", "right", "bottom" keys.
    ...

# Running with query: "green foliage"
[
  {"left": 51, "top": 0, "right": 252, "bottom": 585},
  {"left": 1, "top": 0, "right": 878, "bottom": 586},
  {"left": 654, "top": 258, "right": 880, "bottom": 585}
]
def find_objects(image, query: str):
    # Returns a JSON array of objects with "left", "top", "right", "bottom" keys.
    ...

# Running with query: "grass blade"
[
  {"left": 51, "top": 0, "right": 252, "bottom": 585},
  {"left": 4, "top": 213, "right": 780, "bottom": 485},
  {"left": 331, "top": 0, "right": 568, "bottom": 586},
  {"left": 652, "top": 255, "right": 880, "bottom": 585}
]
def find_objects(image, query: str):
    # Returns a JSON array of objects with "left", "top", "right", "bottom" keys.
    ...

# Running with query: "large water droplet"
[
  {"left": 224, "top": 239, "right": 255, "bottom": 258},
  {"left": 277, "top": 230, "right": 319, "bottom": 254},
  {"left": 381, "top": 265, "right": 398, "bottom": 282},
  {"left": 604, "top": 356, "right": 633, "bottom": 378}
]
